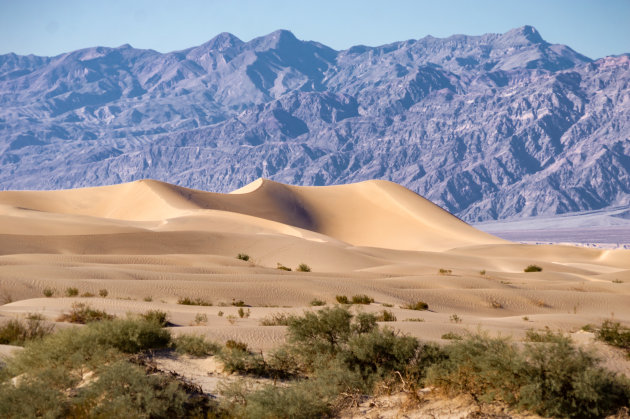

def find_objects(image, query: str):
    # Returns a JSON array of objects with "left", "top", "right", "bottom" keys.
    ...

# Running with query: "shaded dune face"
[{"left": 0, "top": 178, "right": 504, "bottom": 252}]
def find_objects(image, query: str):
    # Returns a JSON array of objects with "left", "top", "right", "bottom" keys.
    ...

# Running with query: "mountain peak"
[
  {"left": 200, "top": 32, "right": 243, "bottom": 52},
  {"left": 501, "top": 25, "right": 545, "bottom": 44},
  {"left": 249, "top": 29, "right": 300, "bottom": 50}
]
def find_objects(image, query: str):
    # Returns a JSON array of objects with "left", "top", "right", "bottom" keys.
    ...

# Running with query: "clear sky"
[{"left": 1, "top": 0, "right": 628, "bottom": 59}]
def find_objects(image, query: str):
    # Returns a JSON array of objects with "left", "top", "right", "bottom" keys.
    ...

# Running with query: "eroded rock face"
[{"left": 0, "top": 26, "right": 628, "bottom": 222}]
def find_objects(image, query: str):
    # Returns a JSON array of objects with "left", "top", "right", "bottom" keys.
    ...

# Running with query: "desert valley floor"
[{"left": 1, "top": 178, "right": 629, "bottom": 378}]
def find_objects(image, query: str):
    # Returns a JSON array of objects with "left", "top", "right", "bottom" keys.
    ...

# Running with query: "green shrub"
[
  {"left": 375, "top": 310, "right": 397, "bottom": 322},
  {"left": 524, "top": 264, "right": 543, "bottom": 272},
  {"left": 427, "top": 332, "right": 630, "bottom": 418},
  {"left": 237, "top": 308, "right": 250, "bottom": 318},
  {"left": 65, "top": 287, "right": 79, "bottom": 297},
  {"left": 57, "top": 303, "right": 115, "bottom": 324},
  {"left": 276, "top": 263, "right": 291, "bottom": 271},
  {"left": 449, "top": 314, "right": 462, "bottom": 323},
  {"left": 193, "top": 313, "right": 207, "bottom": 325},
  {"left": 173, "top": 335, "right": 220, "bottom": 357},
  {"left": 237, "top": 253, "right": 250, "bottom": 262},
  {"left": 441, "top": 332, "right": 463, "bottom": 340},
  {"left": 402, "top": 300, "right": 429, "bottom": 311},
  {"left": 225, "top": 340, "right": 249, "bottom": 352},
  {"left": 98, "top": 289, "right": 108, "bottom": 297},
  {"left": 297, "top": 263, "right": 311, "bottom": 272},
  {"left": 0, "top": 317, "right": 54, "bottom": 346},
  {"left": 231, "top": 299, "right": 248, "bottom": 307},
  {"left": 177, "top": 297, "right": 212, "bottom": 306},
  {"left": 42, "top": 288, "right": 54, "bottom": 298},
  {"left": 335, "top": 295, "right": 349, "bottom": 304},
  {"left": 310, "top": 298, "right": 326, "bottom": 306},
  {"left": 595, "top": 320, "right": 630, "bottom": 351},
  {"left": 86, "top": 317, "right": 171, "bottom": 354},
  {"left": 260, "top": 312, "right": 291, "bottom": 326},
  {"left": 438, "top": 268, "right": 452, "bottom": 275},
  {"left": 287, "top": 306, "right": 355, "bottom": 355},
  {"left": 524, "top": 326, "right": 566, "bottom": 343},
  {"left": 140, "top": 310, "right": 169, "bottom": 327},
  {"left": 351, "top": 294, "right": 374, "bottom": 304}
]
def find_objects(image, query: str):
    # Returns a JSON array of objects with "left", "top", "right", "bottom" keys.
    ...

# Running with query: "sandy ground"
[{"left": 1, "top": 178, "right": 629, "bottom": 398}]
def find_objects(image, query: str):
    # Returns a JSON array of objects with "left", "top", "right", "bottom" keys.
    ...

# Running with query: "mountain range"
[{"left": 0, "top": 25, "right": 628, "bottom": 222}]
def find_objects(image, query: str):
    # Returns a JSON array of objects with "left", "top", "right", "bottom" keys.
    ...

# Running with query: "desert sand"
[{"left": 0, "top": 178, "right": 628, "bottom": 359}]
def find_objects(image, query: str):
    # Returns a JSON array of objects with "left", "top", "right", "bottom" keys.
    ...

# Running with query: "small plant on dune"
[
  {"left": 173, "top": 334, "right": 220, "bottom": 357},
  {"left": 57, "top": 303, "right": 115, "bottom": 324},
  {"left": 193, "top": 313, "right": 208, "bottom": 325},
  {"left": 524, "top": 264, "right": 543, "bottom": 272},
  {"left": 42, "top": 288, "right": 55, "bottom": 298},
  {"left": 449, "top": 314, "right": 462, "bottom": 324},
  {"left": 81, "top": 292, "right": 95, "bottom": 297},
  {"left": 479, "top": 269, "right": 487, "bottom": 276},
  {"left": 237, "top": 253, "right": 250, "bottom": 262},
  {"left": 143, "top": 296, "right": 153, "bottom": 302},
  {"left": 438, "top": 268, "right": 452, "bottom": 275},
  {"left": 217, "top": 311, "right": 224, "bottom": 317},
  {"left": 310, "top": 298, "right": 326, "bottom": 306},
  {"left": 260, "top": 313, "right": 291, "bottom": 326},
  {"left": 382, "top": 303, "right": 393, "bottom": 307},
  {"left": 225, "top": 339, "right": 249, "bottom": 352},
  {"left": 177, "top": 297, "right": 212, "bottom": 306},
  {"left": 98, "top": 289, "right": 108, "bottom": 297},
  {"left": 375, "top": 310, "right": 397, "bottom": 322},
  {"left": 141, "top": 310, "right": 170, "bottom": 327},
  {"left": 226, "top": 315, "right": 237, "bottom": 325},
  {"left": 335, "top": 295, "right": 349, "bottom": 304},
  {"left": 489, "top": 298, "right": 503, "bottom": 309},
  {"left": 351, "top": 294, "right": 374, "bottom": 305},
  {"left": 402, "top": 300, "right": 429, "bottom": 311},
  {"left": 276, "top": 263, "right": 291, "bottom": 271},
  {"left": 403, "top": 318, "right": 425, "bottom": 322},
  {"left": 297, "top": 263, "right": 311, "bottom": 272},
  {"left": 612, "top": 279, "right": 624, "bottom": 284},
  {"left": 237, "top": 308, "right": 250, "bottom": 319},
  {"left": 65, "top": 287, "right": 79, "bottom": 297},
  {"left": 522, "top": 316, "right": 530, "bottom": 321},
  {"left": 231, "top": 299, "right": 248, "bottom": 307}
]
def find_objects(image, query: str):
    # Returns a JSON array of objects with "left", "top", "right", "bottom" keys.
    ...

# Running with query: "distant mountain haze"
[{"left": 0, "top": 26, "right": 628, "bottom": 222}]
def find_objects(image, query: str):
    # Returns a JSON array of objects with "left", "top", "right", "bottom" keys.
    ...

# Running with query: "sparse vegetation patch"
[
  {"left": 177, "top": 297, "right": 212, "bottom": 306},
  {"left": 524, "top": 264, "right": 543, "bottom": 272}
]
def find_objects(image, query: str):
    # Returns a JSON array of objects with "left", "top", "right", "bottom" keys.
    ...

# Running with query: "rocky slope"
[{"left": 0, "top": 26, "right": 628, "bottom": 222}]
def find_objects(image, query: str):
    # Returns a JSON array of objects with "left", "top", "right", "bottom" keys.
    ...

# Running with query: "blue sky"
[{"left": 1, "top": 0, "right": 628, "bottom": 59}]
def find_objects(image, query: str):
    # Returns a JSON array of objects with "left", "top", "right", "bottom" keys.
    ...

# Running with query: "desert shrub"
[
  {"left": 0, "top": 317, "right": 53, "bottom": 346},
  {"left": 479, "top": 270, "right": 487, "bottom": 276},
  {"left": 438, "top": 268, "right": 452, "bottom": 275},
  {"left": 524, "top": 326, "right": 566, "bottom": 343},
  {"left": 57, "top": 303, "right": 114, "bottom": 324},
  {"left": 80, "top": 292, "right": 95, "bottom": 297},
  {"left": 342, "top": 327, "right": 419, "bottom": 383},
  {"left": 225, "top": 340, "right": 249, "bottom": 352},
  {"left": 524, "top": 264, "right": 543, "bottom": 272},
  {"left": 65, "top": 287, "right": 79, "bottom": 297},
  {"left": 595, "top": 320, "right": 630, "bottom": 351},
  {"left": 42, "top": 288, "right": 54, "bottom": 298},
  {"left": 219, "top": 344, "right": 267, "bottom": 376},
  {"left": 140, "top": 310, "right": 169, "bottom": 327},
  {"left": 310, "top": 298, "right": 326, "bottom": 306},
  {"left": 177, "top": 297, "right": 212, "bottom": 306},
  {"left": 193, "top": 313, "right": 208, "bottom": 325},
  {"left": 237, "top": 307, "right": 250, "bottom": 318},
  {"left": 402, "top": 300, "right": 429, "bottom": 311},
  {"left": 287, "top": 306, "right": 355, "bottom": 355},
  {"left": 276, "top": 263, "right": 291, "bottom": 271},
  {"left": 98, "top": 289, "right": 108, "bottom": 297},
  {"left": 173, "top": 335, "right": 220, "bottom": 357},
  {"left": 335, "top": 295, "right": 349, "bottom": 304},
  {"left": 441, "top": 332, "right": 463, "bottom": 340},
  {"left": 231, "top": 299, "right": 248, "bottom": 307},
  {"left": 382, "top": 303, "right": 393, "bottom": 308},
  {"left": 297, "top": 263, "right": 311, "bottom": 272},
  {"left": 351, "top": 294, "right": 374, "bottom": 304},
  {"left": 143, "top": 296, "right": 153, "bottom": 302},
  {"left": 449, "top": 314, "right": 462, "bottom": 323},
  {"left": 236, "top": 253, "right": 250, "bottom": 261},
  {"left": 220, "top": 379, "right": 332, "bottom": 419},
  {"left": 86, "top": 317, "right": 171, "bottom": 354},
  {"left": 612, "top": 279, "right": 624, "bottom": 283},
  {"left": 519, "top": 334, "right": 630, "bottom": 417},
  {"left": 375, "top": 310, "right": 397, "bottom": 322},
  {"left": 260, "top": 312, "right": 291, "bottom": 326},
  {"left": 426, "top": 332, "right": 630, "bottom": 418}
]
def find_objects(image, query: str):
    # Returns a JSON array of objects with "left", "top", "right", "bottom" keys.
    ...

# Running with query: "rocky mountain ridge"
[{"left": 1, "top": 26, "right": 628, "bottom": 222}]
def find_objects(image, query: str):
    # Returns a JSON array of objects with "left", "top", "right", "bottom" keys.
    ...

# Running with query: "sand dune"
[{"left": 0, "top": 178, "right": 629, "bottom": 359}]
